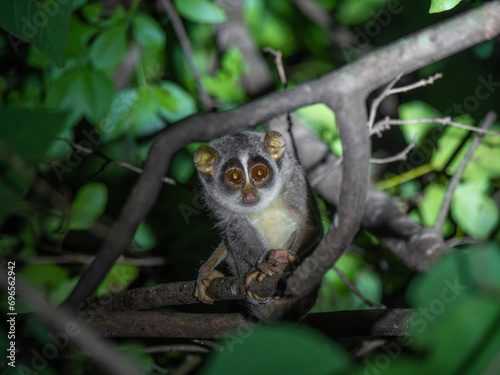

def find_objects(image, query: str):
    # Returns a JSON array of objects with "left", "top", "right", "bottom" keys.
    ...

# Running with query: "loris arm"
[{"left": 194, "top": 242, "right": 227, "bottom": 304}]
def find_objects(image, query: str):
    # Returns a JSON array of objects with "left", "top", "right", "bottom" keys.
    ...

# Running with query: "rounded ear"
[
  {"left": 194, "top": 145, "right": 220, "bottom": 175},
  {"left": 264, "top": 131, "right": 286, "bottom": 161}
]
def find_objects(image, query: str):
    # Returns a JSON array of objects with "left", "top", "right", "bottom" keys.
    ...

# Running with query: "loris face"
[{"left": 194, "top": 131, "right": 287, "bottom": 215}]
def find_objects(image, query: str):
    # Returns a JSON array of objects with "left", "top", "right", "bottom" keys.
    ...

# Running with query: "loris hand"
[
  {"left": 194, "top": 268, "right": 225, "bottom": 304},
  {"left": 245, "top": 249, "right": 298, "bottom": 303}
]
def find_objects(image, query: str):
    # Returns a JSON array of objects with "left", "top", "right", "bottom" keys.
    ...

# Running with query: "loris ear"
[
  {"left": 194, "top": 145, "right": 220, "bottom": 175},
  {"left": 264, "top": 131, "right": 286, "bottom": 161}
]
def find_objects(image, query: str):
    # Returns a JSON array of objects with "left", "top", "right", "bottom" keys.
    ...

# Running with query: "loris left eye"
[{"left": 252, "top": 165, "right": 268, "bottom": 181}]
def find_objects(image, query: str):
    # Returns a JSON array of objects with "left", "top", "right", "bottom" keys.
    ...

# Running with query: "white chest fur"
[{"left": 248, "top": 196, "right": 299, "bottom": 250}]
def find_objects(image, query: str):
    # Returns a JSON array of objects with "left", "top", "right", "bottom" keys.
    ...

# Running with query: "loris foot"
[
  {"left": 194, "top": 269, "right": 225, "bottom": 304},
  {"left": 245, "top": 249, "right": 298, "bottom": 303}
]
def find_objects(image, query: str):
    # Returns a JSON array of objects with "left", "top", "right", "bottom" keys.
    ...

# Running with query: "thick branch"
[
  {"left": 63, "top": 2, "right": 500, "bottom": 310},
  {"left": 90, "top": 274, "right": 285, "bottom": 312},
  {"left": 86, "top": 309, "right": 413, "bottom": 339}
]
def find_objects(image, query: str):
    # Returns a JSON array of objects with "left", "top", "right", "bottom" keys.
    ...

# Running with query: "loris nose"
[{"left": 244, "top": 192, "right": 259, "bottom": 204}]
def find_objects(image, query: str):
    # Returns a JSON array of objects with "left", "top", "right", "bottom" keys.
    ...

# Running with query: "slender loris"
[{"left": 193, "top": 131, "right": 323, "bottom": 321}]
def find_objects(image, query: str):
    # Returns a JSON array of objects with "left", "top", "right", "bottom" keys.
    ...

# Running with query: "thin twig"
[
  {"left": 160, "top": 0, "right": 212, "bottom": 111},
  {"left": 29, "top": 254, "right": 166, "bottom": 267},
  {"left": 434, "top": 111, "right": 497, "bottom": 233},
  {"left": 263, "top": 47, "right": 299, "bottom": 158},
  {"left": 367, "top": 73, "right": 403, "bottom": 130},
  {"left": 57, "top": 137, "right": 176, "bottom": 185},
  {"left": 367, "top": 73, "right": 443, "bottom": 131},
  {"left": 333, "top": 266, "right": 386, "bottom": 309},
  {"left": 370, "top": 138, "right": 415, "bottom": 164},
  {"left": 263, "top": 47, "right": 287, "bottom": 87},
  {"left": 371, "top": 116, "right": 500, "bottom": 138}
]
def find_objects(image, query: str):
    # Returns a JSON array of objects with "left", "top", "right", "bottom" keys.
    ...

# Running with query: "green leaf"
[
  {"left": 0, "top": 0, "right": 73, "bottom": 67},
  {"left": 200, "top": 324, "right": 349, "bottom": 375},
  {"left": 171, "top": 150, "right": 196, "bottom": 184},
  {"left": 202, "top": 48, "right": 247, "bottom": 102},
  {"left": 97, "top": 263, "right": 139, "bottom": 296},
  {"left": 418, "top": 183, "right": 445, "bottom": 227},
  {"left": 132, "top": 221, "right": 157, "bottom": 251},
  {"left": 21, "top": 264, "right": 69, "bottom": 290},
  {"left": 46, "top": 67, "right": 115, "bottom": 123},
  {"left": 174, "top": 0, "right": 227, "bottom": 24},
  {"left": 336, "top": 0, "right": 389, "bottom": 26},
  {"left": 0, "top": 108, "right": 69, "bottom": 227},
  {"left": 407, "top": 244, "right": 500, "bottom": 374},
  {"left": 132, "top": 14, "right": 166, "bottom": 51},
  {"left": 451, "top": 182, "right": 499, "bottom": 239},
  {"left": 429, "top": 0, "right": 463, "bottom": 14},
  {"left": 69, "top": 182, "right": 108, "bottom": 230},
  {"left": 101, "top": 81, "right": 194, "bottom": 141},
  {"left": 89, "top": 23, "right": 128, "bottom": 70},
  {"left": 295, "top": 104, "right": 340, "bottom": 155},
  {"left": 160, "top": 81, "right": 197, "bottom": 123},
  {"left": 245, "top": 0, "right": 295, "bottom": 55},
  {"left": 398, "top": 101, "right": 441, "bottom": 146},
  {"left": 0, "top": 108, "right": 69, "bottom": 161},
  {"left": 430, "top": 125, "right": 469, "bottom": 171}
]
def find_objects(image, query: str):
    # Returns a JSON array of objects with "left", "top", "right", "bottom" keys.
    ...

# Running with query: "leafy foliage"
[{"left": 0, "top": 0, "right": 499, "bottom": 373}]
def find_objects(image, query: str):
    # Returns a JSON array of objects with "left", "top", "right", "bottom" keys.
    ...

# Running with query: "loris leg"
[
  {"left": 194, "top": 242, "right": 227, "bottom": 304},
  {"left": 245, "top": 249, "right": 298, "bottom": 302}
]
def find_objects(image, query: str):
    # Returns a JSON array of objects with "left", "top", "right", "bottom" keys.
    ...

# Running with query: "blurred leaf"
[
  {"left": 0, "top": 0, "right": 72, "bottom": 67},
  {"left": 174, "top": 0, "right": 227, "bottom": 24},
  {"left": 101, "top": 81, "right": 192, "bottom": 141},
  {"left": 202, "top": 48, "right": 247, "bottom": 102},
  {"left": 132, "top": 221, "right": 157, "bottom": 251},
  {"left": 116, "top": 343, "right": 154, "bottom": 373},
  {"left": 69, "top": 182, "right": 108, "bottom": 230},
  {"left": 0, "top": 108, "right": 69, "bottom": 161},
  {"left": 354, "top": 271, "right": 382, "bottom": 307},
  {"left": 407, "top": 243, "right": 500, "bottom": 374},
  {"left": 429, "top": 0, "right": 462, "bottom": 14},
  {"left": 46, "top": 66, "right": 115, "bottom": 123},
  {"left": 245, "top": 0, "right": 295, "bottom": 55},
  {"left": 451, "top": 182, "right": 499, "bottom": 239},
  {"left": 295, "top": 104, "right": 341, "bottom": 155},
  {"left": 336, "top": 0, "right": 389, "bottom": 26},
  {"left": 431, "top": 125, "right": 469, "bottom": 171},
  {"left": 97, "top": 263, "right": 139, "bottom": 296},
  {"left": 398, "top": 101, "right": 441, "bottom": 146},
  {"left": 418, "top": 182, "right": 445, "bottom": 227},
  {"left": 158, "top": 81, "right": 196, "bottom": 122},
  {"left": 200, "top": 324, "right": 349, "bottom": 375},
  {"left": 89, "top": 22, "right": 128, "bottom": 70},
  {"left": 132, "top": 14, "right": 166, "bottom": 51},
  {"left": 0, "top": 108, "right": 68, "bottom": 227},
  {"left": 21, "top": 264, "right": 69, "bottom": 289},
  {"left": 171, "top": 150, "right": 196, "bottom": 184}
]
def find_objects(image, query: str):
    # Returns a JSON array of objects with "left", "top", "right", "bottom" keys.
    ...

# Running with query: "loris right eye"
[{"left": 227, "top": 169, "right": 244, "bottom": 184}]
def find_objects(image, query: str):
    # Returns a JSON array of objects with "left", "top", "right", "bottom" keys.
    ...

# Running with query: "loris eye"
[
  {"left": 252, "top": 165, "right": 268, "bottom": 181},
  {"left": 227, "top": 169, "right": 244, "bottom": 184}
]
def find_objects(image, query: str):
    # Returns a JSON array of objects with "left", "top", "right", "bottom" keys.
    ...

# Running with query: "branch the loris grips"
[{"left": 90, "top": 273, "right": 290, "bottom": 312}]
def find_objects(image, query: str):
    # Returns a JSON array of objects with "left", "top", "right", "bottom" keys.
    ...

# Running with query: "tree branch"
[
  {"left": 434, "top": 111, "right": 497, "bottom": 232},
  {"left": 159, "top": 0, "right": 212, "bottom": 111},
  {"left": 62, "top": 2, "right": 500, "bottom": 311},
  {"left": 85, "top": 309, "right": 413, "bottom": 339},
  {"left": 0, "top": 265, "right": 143, "bottom": 375}
]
